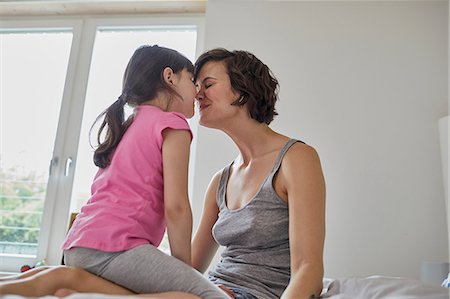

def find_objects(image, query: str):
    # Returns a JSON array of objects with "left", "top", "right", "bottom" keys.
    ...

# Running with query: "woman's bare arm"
[
  {"left": 192, "top": 172, "right": 221, "bottom": 273},
  {"left": 280, "top": 144, "right": 326, "bottom": 299}
]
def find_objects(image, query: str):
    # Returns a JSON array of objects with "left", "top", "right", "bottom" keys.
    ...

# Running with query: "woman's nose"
[{"left": 196, "top": 90, "right": 203, "bottom": 101}]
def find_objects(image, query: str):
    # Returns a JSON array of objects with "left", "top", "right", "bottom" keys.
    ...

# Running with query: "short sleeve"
[{"left": 156, "top": 112, "right": 193, "bottom": 141}]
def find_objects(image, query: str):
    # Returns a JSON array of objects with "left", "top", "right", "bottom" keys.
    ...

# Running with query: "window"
[
  {"left": 0, "top": 16, "right": 203, "bottom": 272},
  {"left": 0, "top": 31, "right": 72, "bottom": 257}
]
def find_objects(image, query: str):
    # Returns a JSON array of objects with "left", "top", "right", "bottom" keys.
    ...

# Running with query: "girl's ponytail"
[{"left": 91, "top": 95, "right": 132, "bottom": 168}]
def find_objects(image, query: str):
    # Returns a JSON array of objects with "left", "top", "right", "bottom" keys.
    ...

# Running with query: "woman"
[
  {"left": 191, "top": 48, "right": 325, "bottom": 299},
  {"left": 0, "top": 48, "right": 326, "bottom": 299}
]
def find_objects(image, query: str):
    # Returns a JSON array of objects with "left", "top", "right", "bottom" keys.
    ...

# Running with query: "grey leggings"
[{"left": 63, "top": 245, "right": 229, "bottom": 299}]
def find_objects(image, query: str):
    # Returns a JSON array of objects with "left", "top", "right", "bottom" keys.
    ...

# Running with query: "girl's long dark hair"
[{"left": 90, "top": 45, "right": 194, "bottom": 168}]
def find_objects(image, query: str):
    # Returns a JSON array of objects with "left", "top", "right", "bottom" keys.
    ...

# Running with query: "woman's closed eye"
[
  {"left": 196, "top": 83, "right": 212, "bottom": 91},
  {"left": 204, "top": 79, "right": 215, "bottom": 88}
]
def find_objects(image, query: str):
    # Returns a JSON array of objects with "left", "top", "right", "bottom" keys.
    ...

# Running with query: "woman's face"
[
  {"left": 171, "top": 68, "right": 197, "bottom": 118},
  {"left": 195, "top": 61, "right": 241, "bottom": 128}
]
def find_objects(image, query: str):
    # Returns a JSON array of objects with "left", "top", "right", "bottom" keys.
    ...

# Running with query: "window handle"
[
  {"left": 49, "top": 157, "right": 59, "bottom": 176},
  {"left": 65, "top": 157, "right": 73, "bottom": 177}
]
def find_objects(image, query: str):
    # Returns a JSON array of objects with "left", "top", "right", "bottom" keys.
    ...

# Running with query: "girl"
[{"left": 0, "top": 45, "right": 228, "bottom": 299}]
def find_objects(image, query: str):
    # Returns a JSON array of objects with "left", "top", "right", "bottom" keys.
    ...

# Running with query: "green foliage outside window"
[{"left": 0, "top": 167, "right": 45, "bottom": 254}]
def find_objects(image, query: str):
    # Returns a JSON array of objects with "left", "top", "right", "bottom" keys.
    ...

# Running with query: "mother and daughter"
[{"left": 0, "top": 45, "right": 326, "bottom": 299}]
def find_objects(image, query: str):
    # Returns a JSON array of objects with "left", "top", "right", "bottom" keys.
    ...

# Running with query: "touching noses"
[{"left": 195, "top": 88, "right": 204, "bottom": 102}]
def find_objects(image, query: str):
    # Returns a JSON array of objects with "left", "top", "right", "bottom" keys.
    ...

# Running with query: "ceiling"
[
  {"left": 0, "top": 0, "right": 445, "bottom": 18},
  {"left": 0, "top": 0, "right": 206, "bottom": 17}
]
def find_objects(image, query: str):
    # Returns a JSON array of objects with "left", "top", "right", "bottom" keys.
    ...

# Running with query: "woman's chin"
[
  {"left": 198, "top": 116, "right": 210, "bottom": 128},
  {"left": 199, "top": 122, "right": 219, "bottom": 130},
  {"left": 199, "top": 119, "right": 212, "bottom": 128}
]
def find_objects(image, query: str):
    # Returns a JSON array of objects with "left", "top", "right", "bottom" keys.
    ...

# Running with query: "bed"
[
  {"left": 321, "top": 275, "right": 449, "bottom": 298},
  {"left": 1, "top": 275, "right": 448, "bottom": 299}
]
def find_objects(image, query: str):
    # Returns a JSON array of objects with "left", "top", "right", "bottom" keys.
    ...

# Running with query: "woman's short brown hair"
[{"left": 194, "top": 48, "right": 279, "bottom": 124}]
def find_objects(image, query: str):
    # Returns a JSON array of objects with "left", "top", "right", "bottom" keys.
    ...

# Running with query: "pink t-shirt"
[{"left": 62, "top": 105, "right": 192, "bottom": 252}]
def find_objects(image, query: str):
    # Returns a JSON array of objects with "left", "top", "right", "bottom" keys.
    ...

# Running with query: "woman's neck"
[{"left": 222, "top": 118, "right": 287, "bottom": 165}]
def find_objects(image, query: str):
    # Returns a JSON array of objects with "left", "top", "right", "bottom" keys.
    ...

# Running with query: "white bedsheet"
[
  {"left": 322, "top": 275, "right": 449, "bottom": 298},
  {"left": 0, "top": 276, "right": 448, "bottom": 299}
]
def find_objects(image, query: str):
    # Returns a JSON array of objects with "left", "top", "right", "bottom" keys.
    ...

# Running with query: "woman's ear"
[{"left": 163, "top": 67, "right": 175, "bottom": 85}]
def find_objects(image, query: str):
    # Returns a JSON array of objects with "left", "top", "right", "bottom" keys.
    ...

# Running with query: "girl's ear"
[{"left": 163, "top": 67, "right": 175, "bottom": 85}]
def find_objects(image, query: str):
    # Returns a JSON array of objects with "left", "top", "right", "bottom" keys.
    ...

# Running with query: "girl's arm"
[
  {"left": 280, "top": 144, "right": 326, "bottom": 299},
  {"left": 162, "top": 129, "right": 193, "bottom": 265},
  {"left": 191, "top": 172, "right": 221, "bottom": 273}
]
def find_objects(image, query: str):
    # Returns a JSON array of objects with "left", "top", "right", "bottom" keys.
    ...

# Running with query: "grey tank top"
[{"left": 208, "top": 139, "right": 302, "bottom": 299}]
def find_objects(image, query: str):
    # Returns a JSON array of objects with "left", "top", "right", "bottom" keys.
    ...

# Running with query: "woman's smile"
[{"left": 199, "top": 103, "right": 210, "bottom": 111}]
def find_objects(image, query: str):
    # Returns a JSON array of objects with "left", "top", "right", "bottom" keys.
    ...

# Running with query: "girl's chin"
[
  {"left": 182, "top": 108, "right": 195, "bottom": 119},
  {"left": 186, "top": 111, "right": 195, "bottom": 119}
]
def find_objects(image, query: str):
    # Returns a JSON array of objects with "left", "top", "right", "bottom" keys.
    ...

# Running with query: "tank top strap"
[
  {"left": 269, "top": 139, "right": 304, "bottom": 176},
  {"left": 216, "top": 163, "right": 232, "bottom": 208}
]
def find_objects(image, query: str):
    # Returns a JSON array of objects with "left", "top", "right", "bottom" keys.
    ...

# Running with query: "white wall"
[{"left": 191, "top": 0, "right": 449, "bottom": 279}]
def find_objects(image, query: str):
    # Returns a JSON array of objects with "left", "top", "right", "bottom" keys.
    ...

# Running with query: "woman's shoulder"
[
  {"left": 209, "top": 170, "right": 222, "bottom": 188},
  {"left": 288, "top": 140, "right": 317, "bottom": 154},
  {"left": 210, "top": 164, "right": 229, "bottom": 185},
  {"left": 278, "top": 140, "right": 325, "bottom": 202},
  {"left": 282, "top": 140, "right": 322, "bottom": 170}
]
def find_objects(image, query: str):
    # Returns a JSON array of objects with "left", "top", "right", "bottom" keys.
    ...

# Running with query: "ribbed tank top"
[{"left": 208, "top": 139, "right": 302, "bottom": 299}]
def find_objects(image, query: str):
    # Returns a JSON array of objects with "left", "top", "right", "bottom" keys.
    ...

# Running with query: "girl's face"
[
  {"left": 171, "top": 68, "right": 197, "bottom": 118},
  {"left": 195, "top": 61, "right": 241, "bottom": 128}
]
